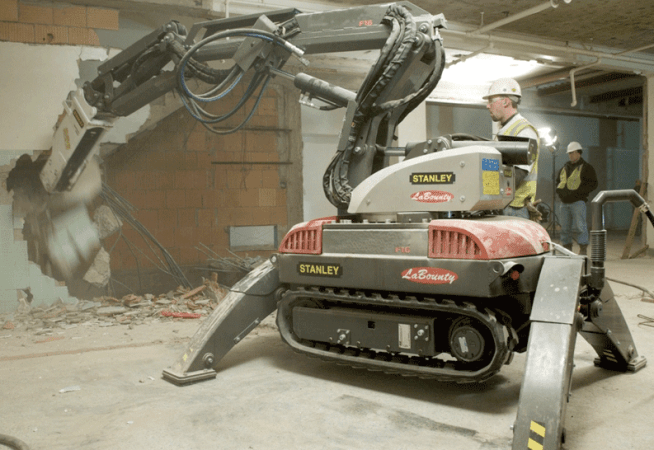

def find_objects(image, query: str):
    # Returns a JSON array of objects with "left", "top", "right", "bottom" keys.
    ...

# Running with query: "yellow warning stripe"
[
  {"left": 528, "top": 438, "right": 544, "bottom": 450},
  {"left": 530, "top": 420, "right": 546, "bottom": 438}
]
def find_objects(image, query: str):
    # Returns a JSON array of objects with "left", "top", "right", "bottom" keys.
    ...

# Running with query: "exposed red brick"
[
  {"left": 0, "top": 1, "right": 18, "bottom": 22},
  {"left": 178, "top": 208, "right": 196, "bottom": 228},
  {"left": 202, "top": 190, "right": 223, "bottom": 208},
  {"left": 269, "top": 206, "right": 288, "bottom": 224},
  {"left": 197, "top": 208, "right": 214, "bottom": 227},
  {"left": 166, "top": 247, "right": 181, "bottom": 265},
  {"left": 261, "top": 169, "right": 280, "bottom": 188},
  {"left": 222, "top": 191, "right": 240, "bottom": 208},
  {"left": 145, "top": 149, "right": 171, "bottom": 170},
  {"left": 230, "top": 207, "right": 260, "bottom": 226},
  {"left": 135, "top": 170, "right": 161, "bottom": 190},
  {"left": 178, "top": 246, "right": 200, "bottom": 264},
  {"left": 195, "top": 226, "right": 214, "bottom": 247},
  {"left": 155, "top": 173, "right": 174, "bottom": 190},
  {"left": 258, "top": 188, "right": 277, "bottom": 207},
  {"left": 53, "top": 5, "right": 86, "bottom": 27},
  {"left": 35, "top": 24, "right": 68, "bottom": 44},
  {"left": 245, "top": 152, "right": 271, "bottom": 164},
  {"left": 212, "top": 133, "right": 243, "bottom": 153},
  {"left": 165, "top": 190, "right": 186, "bottom": 209},
  {"left": 196, "top": 150, "right": 216, "bottom": 168},
  {"left": 254, "top": 97, "right": 277, "bottom": 116},
  {"left": 136, "top": 209, "right": 158, "bottom": 231},
  {"left": 243, "top": 168, "right": 264, "bottom": 189},
  {"left": 174, "top": 170, "right": 207, "bottom": 190},
  {"left": 238, "top": 189, "right": 260, "bottom": 207},
  {"left": 246, "top": 131, "right": 277, "bottom": 153},
  {"left": 87, "top": 7, "right": 118, "bottom": 30},
  {"left": 68, "top": 26, "right": 99, "bottom": 46},
  {"left": 186, "top": 130, "right": 208, "bottom": 152},
  {"left": 175, "top": 226, "right": 195, "bottom": 248},
  {"left": 0, "top": 21, "right": 34, "bottom": 43},
  {"left": 181, "top": 151, "right": 197, "bottom": 170},
  {"left": 144, "top": 190, "right": 166, "bottom": 210},
  {"left": 19, "top": 3, "right": 53, "bottom": 25},
  {"left": 112, "top": 171, "right": 137, "bottom": 191},
  {"left": 153, "top": 227, "right": 175, "bottom": 248},
  {"left": 185, "top": 189, "right": 204, "bottom": 208},
  {"left": 276, "top": 190, "right": 287, "bottom": 207},
  {"left": 266, "top": 152, "right": 280, "bottom": 162},
  {"left": 158, "top": 209, "right": 178, "bottom": 229},
  {"left": 212, "top": 230, "right": 229, "bottom": 247}
]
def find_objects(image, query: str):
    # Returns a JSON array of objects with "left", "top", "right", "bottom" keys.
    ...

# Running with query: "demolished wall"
[{"left": 102, "top": 79, "right": 303, "bottom": 296}]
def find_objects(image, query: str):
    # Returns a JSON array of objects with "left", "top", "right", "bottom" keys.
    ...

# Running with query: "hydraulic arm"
[{"left": 31, "top": 2, "right": 445, "bottom": 277}]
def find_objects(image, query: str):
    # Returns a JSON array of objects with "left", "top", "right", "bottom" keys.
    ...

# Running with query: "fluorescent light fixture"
[{"left": 442, "top": 52, "right": 541, "bottom": 84}]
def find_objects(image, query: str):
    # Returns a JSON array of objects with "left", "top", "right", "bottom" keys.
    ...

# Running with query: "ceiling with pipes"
[{"left": 50, "top": 0, "right": 654, "bottom": 117}]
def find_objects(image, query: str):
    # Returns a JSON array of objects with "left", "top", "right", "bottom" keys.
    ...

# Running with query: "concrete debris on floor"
[
  {"left": 0, "top": 279, "right": 229, "bottom": 335},
  {"left": 0, "top": 241, "right": 653, "bottom": 450}
]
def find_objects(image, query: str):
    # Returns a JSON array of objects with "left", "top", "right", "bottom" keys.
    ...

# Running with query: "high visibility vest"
[
  {"left": 498, "top": 117, "right": 539, "bottom": 207},
  {"left": 558, "top": 165, "right": 583, "bottom": 191}
]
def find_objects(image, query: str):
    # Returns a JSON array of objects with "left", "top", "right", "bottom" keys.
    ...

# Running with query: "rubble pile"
[{"left": 1, "top": 279, "right": 229, "bottom": 335}]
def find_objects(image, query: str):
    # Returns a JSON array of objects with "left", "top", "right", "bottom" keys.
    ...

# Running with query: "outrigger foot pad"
[{"left": 162, "top": 368, "right": 217, "bottom": 386}]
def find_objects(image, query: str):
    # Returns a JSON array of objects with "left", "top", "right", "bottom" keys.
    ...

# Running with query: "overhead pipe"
[
  {"left": 446, "top": 45, "right": 492, "bottom": 68},
  {"left": 615, "top": 42, "right": 654, "bottom": 57},
  {"left": 569, "top": 58, "right": 601, "bottom": 107},
  {"left": 442, "top": 29, "right": 654, "bottom": 69},
  {"left": 469, "top": 0, "right": 572, "bottom": 36}
]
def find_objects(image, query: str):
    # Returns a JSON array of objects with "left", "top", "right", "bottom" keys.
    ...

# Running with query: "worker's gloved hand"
[{"left": 525, "top": 199, "right": 543, "bottom": 223}]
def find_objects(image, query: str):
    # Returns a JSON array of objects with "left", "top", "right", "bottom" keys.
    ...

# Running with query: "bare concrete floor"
[{"left": 1, "top": 235, "right": 654, "bottom": 450}]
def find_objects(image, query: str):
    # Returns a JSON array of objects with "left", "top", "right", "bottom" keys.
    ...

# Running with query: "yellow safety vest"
[
  {"left": 558, "top": 165, "right": 583, "bottom": 191},
  {"left": 499, "top": 117, "right": 539, "bottom": 207}
]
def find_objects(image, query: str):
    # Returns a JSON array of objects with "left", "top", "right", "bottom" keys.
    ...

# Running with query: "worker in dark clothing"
[{"left": 556, "top": 141, "right": 598, "bottom": 255}]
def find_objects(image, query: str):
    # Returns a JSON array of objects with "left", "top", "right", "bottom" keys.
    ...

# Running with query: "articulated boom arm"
[
  {"left": 44, "top": 2, "right": 446, "bottom": 206},
  {"left": 31, "top": 2, "right": 445, "bottom": 278}
]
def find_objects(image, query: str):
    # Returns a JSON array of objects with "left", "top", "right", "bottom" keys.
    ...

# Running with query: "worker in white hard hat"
[
  {"left": 556, "top": 141, "right": 598, "bottom": 255},
  {"left": 484, "top": 78, "right": 540, "bottom": 220}
]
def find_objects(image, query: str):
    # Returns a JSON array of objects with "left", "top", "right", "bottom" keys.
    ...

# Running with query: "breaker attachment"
[{"left": 162, "top": 259, "right": 281, "bottom": 385}]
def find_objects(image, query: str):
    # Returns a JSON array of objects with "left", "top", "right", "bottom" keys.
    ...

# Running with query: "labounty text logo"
[
  {"left": 401, "top": 267, "right": 458, "bottom": 285},
  {"left": 410, "top": 190, "right": 454, "bottom": 203}
]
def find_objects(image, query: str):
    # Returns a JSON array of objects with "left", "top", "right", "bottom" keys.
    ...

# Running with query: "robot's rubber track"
[{"left": 277, "top": 286, "right": 516, "bottom": 383}]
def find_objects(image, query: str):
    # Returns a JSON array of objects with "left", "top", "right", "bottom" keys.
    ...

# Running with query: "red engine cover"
[
  {"left": 428, "top": 218, "right": 550, "bottom": 259},
  {"left": 278, "top": 217, "right": 337, "bottom": 254}
]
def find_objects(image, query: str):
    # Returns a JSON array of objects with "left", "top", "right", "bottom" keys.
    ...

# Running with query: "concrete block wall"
[
  {"left": 0, "top": 0, "right": 118, "bottom": 46},
  {"left": 103, "top": 80, "right": 303, "bottom": 293}
]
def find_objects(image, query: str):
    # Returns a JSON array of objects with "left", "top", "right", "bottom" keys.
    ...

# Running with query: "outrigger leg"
[
  {"left": 512, "top": 257, "right": 584, "bottom": 450},
  {"left": 579, "top": 282, "right": 646, "bottom": 372},
  {"left": 162, "top": 259, "right": 281, "bottom": 385}
]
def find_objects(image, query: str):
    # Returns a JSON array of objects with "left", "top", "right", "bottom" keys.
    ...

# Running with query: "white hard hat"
[
  {"left": 483, "top": 78, "right": 522, "bottom": 100},
  {"left": 567, "top": 141, "right": 583, "bottom": 153}
]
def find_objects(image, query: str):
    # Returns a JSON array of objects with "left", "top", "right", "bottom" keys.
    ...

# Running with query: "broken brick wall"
[
  {"left": 0, "top": 1, "right": 122, "bottom": 313},
  {"left": 102, "top": 79, "right": 303, "bottom": 295},
  {"left": 0, "top": 0, "right": 118, "bottom": 45}
]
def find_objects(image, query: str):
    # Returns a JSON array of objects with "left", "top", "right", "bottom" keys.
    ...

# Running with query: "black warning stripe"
[{"left": 527, "top": 420, "right": 545, "bottom": 450}]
